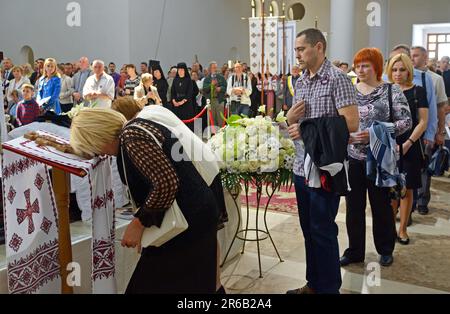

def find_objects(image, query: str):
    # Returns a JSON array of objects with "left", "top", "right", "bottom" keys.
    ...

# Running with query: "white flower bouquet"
[{"left": 208, "top": 111, "right": 295, "bottom": 190}]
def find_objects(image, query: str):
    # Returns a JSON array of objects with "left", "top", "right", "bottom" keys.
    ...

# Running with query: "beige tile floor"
[
  {"left": 1, "top": 177, "right": 448, "bottom": 294},
  {"left": 220, "top": 177, "right": 450, "bottom": 294}
]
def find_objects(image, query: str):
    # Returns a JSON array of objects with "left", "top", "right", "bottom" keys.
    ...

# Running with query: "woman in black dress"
[
  {"left": 171, "top": 63, "right": 195, "bottom": 130},
  {"left": 152, "top": 64, "right": 169, "bottom": 106},
  {"left": 387, "top": 53, "right": 429, "bottom": 245},
  {"left": 70, "top": 108, "right": 220, "bottom": 294}
]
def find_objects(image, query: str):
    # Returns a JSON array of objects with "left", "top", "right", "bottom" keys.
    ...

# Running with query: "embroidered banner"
[
  {"left": 2, "top": 131, "right": 116, "bottom": 294},
  {"left": 249, "top": 17, "right": 279, "bottom": 75},
  {"left": 277, "top": 20, "right": 297, "bottom": 74},
  {"left": 2, "top": 151, "right": 61, "bottom": 294}
]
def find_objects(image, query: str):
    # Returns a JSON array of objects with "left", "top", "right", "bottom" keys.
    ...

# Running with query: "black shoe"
[
  {"left": 340, "top": 255, "right": 364, "bottom": 267},
  {"left": 379, "top": 255, "right": 394, "bottom": 266},
  {"left": 418, "top": 206, "right": 429, "bottom": 215},
  {"left": 397, "top": 236, "right": 410, "bottom": 245}
]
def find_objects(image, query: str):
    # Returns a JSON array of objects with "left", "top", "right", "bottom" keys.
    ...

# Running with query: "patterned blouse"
[
  {"left": 348, "top": 83, "right": 412, "bottom": 161},
  {"left": 119, "top": 119, "right": 179, "bottom": 227}
]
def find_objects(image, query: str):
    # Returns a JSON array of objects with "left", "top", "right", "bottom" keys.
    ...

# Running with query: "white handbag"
[{"left": 120, "top": 124, "right": 188, "bottom": 248}]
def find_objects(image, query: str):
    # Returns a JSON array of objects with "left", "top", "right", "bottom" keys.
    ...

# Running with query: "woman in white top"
[
  {"left": 134, "top": 73, "right": 161, "bottom": 107},
  {"left": 57, "top": 64, "right": 74, "bottom": 113},
  {"left": 6, "top": 66, "right": 30, "bottom": 105}
]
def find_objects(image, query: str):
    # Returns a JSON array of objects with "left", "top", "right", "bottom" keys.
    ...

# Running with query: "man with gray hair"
[
  {"left": 203, "top": 61, "right": 227, "bottom": 129},
  {"left": 283, "top": 65, "right": 301, "bottom": 110},
  {"left": 72, "top": 56, "right": 92, "bottom": 104},
  {"left": 82, "top": 60, "right": 115, "bottom": 108}
]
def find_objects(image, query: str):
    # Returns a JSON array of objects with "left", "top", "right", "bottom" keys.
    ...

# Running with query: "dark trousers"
[
  {"left": 344, "top": 159, "right": 396, "bottom": 260},
  {"left": 417, "top": 143, "right": 434, "bottom": 207},
  {"left": 294, "top": 175, "right": 342, "bottom": 294},
  {"left": 60, "top": 103, "right": 74, "bottom": 113}
]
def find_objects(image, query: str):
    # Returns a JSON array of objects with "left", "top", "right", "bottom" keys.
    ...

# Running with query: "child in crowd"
[{"left": 16, "top": 84, "right": 40, "bottom": 126}]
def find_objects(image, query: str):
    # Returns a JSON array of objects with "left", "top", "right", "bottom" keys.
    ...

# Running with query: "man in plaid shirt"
[{"left": 286, "top": 29, "right": 359, "bottom": 294}]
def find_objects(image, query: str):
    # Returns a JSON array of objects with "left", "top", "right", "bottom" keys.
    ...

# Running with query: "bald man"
[
  {"left": 71, "top": 56, "right": 92, "bottom": 104},
  {"left": 283, "top": 65, "right": 301, "bottom": 110}
]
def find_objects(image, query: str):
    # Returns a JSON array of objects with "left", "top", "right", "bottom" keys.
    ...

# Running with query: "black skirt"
[
  {"left": 125, "top": 226, "right": 217, "bottom": 294},
  {"left": 401, "top": 141, "right": 424, "bottom": 189}
]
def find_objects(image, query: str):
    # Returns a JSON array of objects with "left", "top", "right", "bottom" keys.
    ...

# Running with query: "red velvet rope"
[{"left": 181, "top": 106, "right": 208, "bottom": 124}]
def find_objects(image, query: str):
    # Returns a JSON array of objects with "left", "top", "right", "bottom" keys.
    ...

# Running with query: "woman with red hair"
[{"left": 340, "top": 48, "right": 412, "bottom": 268}]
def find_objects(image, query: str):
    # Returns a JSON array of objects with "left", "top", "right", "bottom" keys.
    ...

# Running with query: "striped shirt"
[
  {"left": 16, "top": 99, "right": 40, "bottom": 126},
  {"left": 293, "top": 59, "right": 357, "bottom": 177},
  {"left": 124, "top": 76, "right": 140, "bottom": 96}
]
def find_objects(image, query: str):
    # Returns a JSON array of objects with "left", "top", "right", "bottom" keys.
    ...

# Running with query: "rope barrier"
[{"left": 181, "top": 105, "right": 209, "bottom": 124}]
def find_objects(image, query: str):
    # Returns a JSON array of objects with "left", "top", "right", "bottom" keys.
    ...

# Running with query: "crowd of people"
[
  {"left": 0, "top": 27, "right": 449, "bottom": 295},
  {"left": 1, "top": 56, "right": 302, "bottom": 134}
]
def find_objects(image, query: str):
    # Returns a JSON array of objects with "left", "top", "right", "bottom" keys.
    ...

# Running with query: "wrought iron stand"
[{"left": 220, "top": 174, "right": 284, "bottom": 278}]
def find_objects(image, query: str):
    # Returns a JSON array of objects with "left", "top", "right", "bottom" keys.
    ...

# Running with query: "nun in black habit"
[
  {"left": 151, "top": 63, "right": 169, "bottom": 106},
  {"left": 170, "top": 63, "right": 195, "bottom": 131}
]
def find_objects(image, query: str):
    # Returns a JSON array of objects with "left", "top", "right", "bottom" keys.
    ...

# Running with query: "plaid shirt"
[{"left": 293, "top": 59, "right": 357, "bottom": 177}]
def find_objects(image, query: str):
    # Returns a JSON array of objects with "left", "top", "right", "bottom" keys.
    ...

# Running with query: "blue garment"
[
  {"left": 294, "top": 175, "right": 342, "bottom": 294},
  {"left": 367, "top": 121, "right": 400, "bottom": 187},
  {"left": 37, "top": 76, "right": 61, "bottom": 114},
  {"left": 383, "top": 70, "right": 437, "bottom": 142}
]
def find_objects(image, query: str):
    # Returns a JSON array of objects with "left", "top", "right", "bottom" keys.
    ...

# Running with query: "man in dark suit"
[{"left": 2, "top": 57, "right": 14, "bottom": 107}]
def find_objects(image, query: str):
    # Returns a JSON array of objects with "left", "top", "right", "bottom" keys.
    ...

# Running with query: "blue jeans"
[{"left": 294, "top": 175, "right": 342, "bottom": 294}]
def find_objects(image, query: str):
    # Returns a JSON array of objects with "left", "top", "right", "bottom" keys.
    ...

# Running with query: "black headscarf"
[
  {"left": 172, "top": 62, "right": 193, "bottom": 103},
  {"left": 151, "top": 64, "right": 166, "bottom": 81},
  {"left": 176, "top": 62, "right": 190, "bottom": 80},
  {"left": 152, "top": 64, "right": 169, "bottom": 105}
]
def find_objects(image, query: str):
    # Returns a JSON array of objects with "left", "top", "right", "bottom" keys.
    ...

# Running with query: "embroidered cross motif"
[
  {"left": 16, "top": 189, "right": 40, "bottom": 234},
  {"left": 7, "top": 186, "right": 16, "bottom": 204},
  {"left": 34, "top": 173, "right": 44, "bottom": 190}
]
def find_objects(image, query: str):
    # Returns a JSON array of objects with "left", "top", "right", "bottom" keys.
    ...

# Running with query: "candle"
[{"left": 228, "top": 60, "right": 233, "bottom": 69}]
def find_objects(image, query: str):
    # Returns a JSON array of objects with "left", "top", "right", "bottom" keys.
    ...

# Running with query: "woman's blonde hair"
[
  {"left": 139, "top": 73, "right": 153, "bottom": 87},
  {"left": 386, "top": 53, "right": 414, "bottom": 86},
  {"left": 11, "top": 65, "right": 24, "bottom": 75},
  {"left": 21, "top": 63, "right": 33, "bottom": 76},
  {"left": 70, "top": 108, "right": 127, "bottom": 157},
  {"left": 42, "top": 58, "right": 61, "bottom": 79},
  {"left": 111, "top": 96, "right": 143, "bottom": 121}
]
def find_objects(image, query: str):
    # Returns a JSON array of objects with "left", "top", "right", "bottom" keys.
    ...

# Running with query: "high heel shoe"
[{"left": 397, "top": 236, "right": 410, "bottom": 245}]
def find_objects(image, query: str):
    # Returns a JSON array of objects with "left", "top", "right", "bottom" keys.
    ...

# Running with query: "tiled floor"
[
  {"left": 1, "top": 177, "right": 448, "bottom": 294},
  {"left": 220, "top": 177, "right": 450, "bottom": 294}
]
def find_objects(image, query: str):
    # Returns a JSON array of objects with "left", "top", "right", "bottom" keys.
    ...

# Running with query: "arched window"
[
  {"left": 251, "top": 0, "right": 256, "bottom": 17},
  {"left": 270, "top": 1, "right": 279, "bottom": 17}
]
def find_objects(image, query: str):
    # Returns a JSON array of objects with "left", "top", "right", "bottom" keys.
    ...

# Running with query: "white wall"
[
  {"left": 128, "top": 0, "right": 251, "bottom": 71},
  {"left": 0, "top": 0, "right": 130, "bottom": 65},
  {"left": 0, "top": 0, "right": 251, "bottom": 71},
  {"left": 388, "top": 0, "right": 450, "bottom": 50}
]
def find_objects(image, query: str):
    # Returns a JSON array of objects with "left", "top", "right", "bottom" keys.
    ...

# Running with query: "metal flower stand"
[{"left": 220, "top": 172, "right": 284, "bottom": 278}]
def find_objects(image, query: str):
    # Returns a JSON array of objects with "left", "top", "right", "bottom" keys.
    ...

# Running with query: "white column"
[
  {"left": 328, "top": 0, "right": 355, "bottom": 64},
  {"left": 368, "top": 0, "right": 390, "bottom": 58}
]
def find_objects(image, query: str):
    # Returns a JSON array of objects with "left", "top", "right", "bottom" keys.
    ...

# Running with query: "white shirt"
[
  {"left": 227, "top": 74, "right": 252, "bottom": 105},
  {"left": 426, "top": 69, "right": 448, "bottom": 105},
  {"left": 82, "top": 72, "right": 115, "bottom": 108}
]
